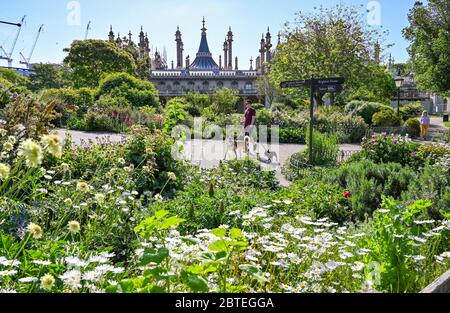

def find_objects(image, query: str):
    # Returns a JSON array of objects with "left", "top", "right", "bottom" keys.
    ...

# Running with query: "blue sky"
[{"left": 1, "top": 0, "right": 418, "bottom": 69}]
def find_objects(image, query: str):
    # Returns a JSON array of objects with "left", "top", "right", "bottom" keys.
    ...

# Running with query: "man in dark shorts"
[{"left": 243, "top": 100, "right": 256, "bottom": 136}]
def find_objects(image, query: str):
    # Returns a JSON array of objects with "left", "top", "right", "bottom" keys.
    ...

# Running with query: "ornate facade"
[{"left": 108, "top": 18, "right": 278, "bottom": 100}]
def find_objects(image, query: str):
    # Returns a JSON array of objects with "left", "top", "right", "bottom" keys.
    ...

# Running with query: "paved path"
[{"left": 54, "top": 129, "right": 360, "bottom": 187}]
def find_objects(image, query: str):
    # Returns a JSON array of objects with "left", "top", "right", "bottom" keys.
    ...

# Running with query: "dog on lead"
[
  {"left": 224, "top": 135, "right": 252, "bottom": 160},
  {"left": 261, "top": 144, "right": 279, "bottom": 164}
]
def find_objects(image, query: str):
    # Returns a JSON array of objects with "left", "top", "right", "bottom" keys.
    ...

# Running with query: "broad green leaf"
[
  {"left": 181, "top": 271, "right": 209, "bottom": 293},
  {"left": 140, "top": 247, "right": 169, "bottom": 265},
  {"left": 229, "top": 228, "right": 243, "bottom": 240},
  {"left": 209, "top": 240, "right": 229, "bottom": 252},
  {"left": 210, "top": 228, "right": 227, "bottom": 238}
]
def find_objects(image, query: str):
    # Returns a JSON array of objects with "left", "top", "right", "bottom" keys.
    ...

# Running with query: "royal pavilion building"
[{"left": 108, "top": 18, "right": 278, "bottom": 104}]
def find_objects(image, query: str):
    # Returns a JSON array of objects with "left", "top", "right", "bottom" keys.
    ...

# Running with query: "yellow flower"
[
  {"left": 3, "top": 142, "right": 13, "bottom": 151},
  {"left": 18, "top": 139, "right": 43, "bottom": 168},
  {"left": 41, "top": 134, "right": 62, "bottom": 158},
  {"left": 67, "top": 221, "right": 80, "bottom": 234},
  {"left": 76, "top": 181, "right": 90, "bottom": 193},
  {"left": 40, "top": 274, "right": 55, "bottom": 290},
  {"left": 27, "top": 223, "right": 43, "bottom": 239},
  {"left": 64, "top": 198, "right": 73, "bottom": 207},
  {"left": 0, "top": 163, "right": 10, "bottom": 180},
  {"left": 167, "top": 172, "right": 177, "bottom": 181}
]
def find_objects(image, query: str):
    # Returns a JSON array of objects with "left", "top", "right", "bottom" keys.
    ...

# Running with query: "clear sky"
[{"left": 1, "top": 0, "right": 418, "bottom": 69}]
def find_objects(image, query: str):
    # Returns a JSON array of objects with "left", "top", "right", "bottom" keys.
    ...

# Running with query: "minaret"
[
  {"left": 138, "top": 26, "right": 146, "bottom": 57},
  {"left": 116, "top": 32, "right": 122, "bottom": 46},
  {"left": 227, "top": 27, "right": 233, "bottom": 70},
  {"left": 128, "top": 30, "right": 132, "bottom": 45},
  {"left": 186, "top": 55, "right": 190, "bottom": 70},
  {"left": 277, "top": 32, "right": 281, "bottom": 45},
  {"left": 265, "top": 27, "right": 272, "bottom": 63},
  {"left": 171, "top": 60, "right": 174, "bottom": 70},
  {"left": 235, "top": 56, "right": 238, "bottom": 70},
  {"left": 175, "top": 26, "right": 184, "bottom": 69},
  {"left": 250, "top": 57, "right": 253, "bottom": 71},
  {"left": 260, "top": 34, "right": 266, "bottom": 72},
  {"left": 219, "top": 55, "right": 222, "bottom": 70},
  {"left": 223, "top": 38, "right": 228, "bottom": 70},
  {"left": 108, "top": 25, "right": 115, "bottom": 42},
  {"left": 145, "top": 33, "right": 150, "bottom": 55}
]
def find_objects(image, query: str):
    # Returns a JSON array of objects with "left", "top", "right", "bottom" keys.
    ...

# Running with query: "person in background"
[
  {"left": 243, "top": 100, "right": 256, "bottom": 136},
  {"left": 420, "top": 111, "right": 430, "bottom": 140}
]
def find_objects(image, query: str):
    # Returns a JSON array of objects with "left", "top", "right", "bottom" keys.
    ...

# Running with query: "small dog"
[{"left": 224, "top": 136, "right": 251, "bottom": 160}]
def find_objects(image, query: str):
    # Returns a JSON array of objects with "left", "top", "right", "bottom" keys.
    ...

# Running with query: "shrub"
[
  {"left": 404, "top": 118, "right": 420, "bottom": 138},
  {"left": 345, "top": 100, "right": 391, "bottom": 125},
  {"left": 372, "top": 108, "right": 401, "bottom": 127},
  {"left": 314, "top": 112, "right": 368, "bottom": 143},
  {"left": 400, "top": 101, "right": 424, "bottom": 121},
  {"left": 84, "top": 111, "right": 116, "bottom": 132},
  {"left": 305, "top": 129, "right": 339, "bottom": 166},
  {"left": 328, "top": 160, "right": 418, "bottom": 221},
  {"left": 278, "top": 127, "right": 306, "bottom": 144},
  {"left": 349, "top": 134, "right": 420, "bottom": 166},
  {"left": 97, "top": 72, "right": 159, "bottom": 108},
  {"left": 210, "top": 87, "right": 239, "bottom": 114}
]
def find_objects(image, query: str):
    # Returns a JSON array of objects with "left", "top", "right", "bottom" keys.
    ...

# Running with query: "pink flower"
[{"left": 344, "top": 191, "right": 352, "bottom": 199}]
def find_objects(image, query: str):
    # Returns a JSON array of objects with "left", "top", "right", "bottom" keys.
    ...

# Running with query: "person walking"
[
  {"left": 243, "top": 100, "right": 256, "bottom": 136},
  {"left": 420, "top": 111, "right": 430, "bottom": 140}
]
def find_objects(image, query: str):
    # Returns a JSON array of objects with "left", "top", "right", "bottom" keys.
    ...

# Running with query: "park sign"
[
  {"left": 280, "top": 80, "right": 312, "bottom": 88},
  {"left": 315, "top": 85, "right": 343, "bottom": 93},
  {"left": 279, "top": 76, "right": 345, "bottom": 165},
  {"left": 280, "top": 77, "right": 345, "bottom": 90},
  {"left": 314, "top": 77, "right": 345, "bottom": 86}
]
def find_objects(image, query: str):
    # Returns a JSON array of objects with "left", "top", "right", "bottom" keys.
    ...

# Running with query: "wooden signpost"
[{"left": 280, "top": 76, "right": 345, "bottom": 164}]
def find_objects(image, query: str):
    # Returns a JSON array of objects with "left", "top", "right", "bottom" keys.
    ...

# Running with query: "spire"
[
  {"left": 235, "top": 56, "right": 238, "bottom": 70},
  {"left": 277, "top": 32, "right": 281, "bottom": 45},
  {"left": 189, "top": 18, "right": 218, "bottom": 70},
  {"left": 201, "top": 16, "right": 207, "bottom": 33},
  {"left": 108, "top": 25, "right": 115, "bottom": 42},
  {"left": 250, "top": 57, "right": 253, "bottom": 71}
]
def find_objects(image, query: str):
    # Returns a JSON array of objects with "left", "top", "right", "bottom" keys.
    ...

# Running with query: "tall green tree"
[
  {"left": 28, "top": 63, "right": 64, "bottom": 92},
  {"left": 211, "top": 87, "right": 240, "bottom": 114},
  {"left": 403, "top": 0, "right": 450, "bottom": 95},
  {"left": 270, "top": 4, "right": 393, "bottom": 105},
  {"left": 63, "top": 40, "right": 137, "bottom": 88}
]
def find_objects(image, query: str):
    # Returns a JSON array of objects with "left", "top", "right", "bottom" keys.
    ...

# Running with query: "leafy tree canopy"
[
  {"left": 211, "top": 87, "right": 240, "bottom": 115},
  {"left": 97, "top": 72, "right": 159, "bottom": 108},
  {"left": 28, "top": 63, "right": 64, "bottom": 92},
  {"left": 270, "top": 4, "right": 394, "bottom": 105},
  {"left": 403, "top": 0, "right": 450, "bottom": 95},
  {"left": 63, "top": 40, "right": 137, "bottom": 88}
]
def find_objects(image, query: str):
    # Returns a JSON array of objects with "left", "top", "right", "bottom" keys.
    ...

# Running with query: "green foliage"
[
  {"left": 372, "top": 108, "right": 401, "bottom": 127},
  {"left": 63, "top": 40, "right": 137, "bottom": 88},
  {"left": 345, "top": 101, "right": 392, "bottom": 125},
  {"left": 305, "top": 129, "right": 339, "bottom": 166},
  {"left": 403, "top": 0, "right": 450, "bottom": 94},
  {"left": 210, "top": 88, "right": 239, "bottom": 114},
  {"left": 0, "top": 68, "right": 30, "bottom": 88},
  {"left": 350, "top": 134, "right": 420, "bottom": 166},
  {"left": 28, "top": 63, "right": 64, "bottom": 92},
  {"left": 404, "top": 118, "right": 420, "bottom": 138},
  {"left": 278, "top": 127, "right": 306, "bottom": 144},
  {"left": 328, "top": 160, "right": 418, "bottom": 221},
  {"left": 97, "top": 72, "right": 159, "bottom": 108},
  {"left": 314, "top": 111, "right": 368, "bottom": 143},
  {"left": 362, "top": 198, "right": 448, "bottom": 292},
  {"left": 400, "top": 102, "right": 424, "bottom": 121},
  {"left": 270, "top": 4, "right": 390, "bottom": 105}
]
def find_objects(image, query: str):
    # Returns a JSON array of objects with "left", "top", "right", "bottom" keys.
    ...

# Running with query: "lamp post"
[{"left": 394, "top": 77, "right": 405, "bottom": 121}]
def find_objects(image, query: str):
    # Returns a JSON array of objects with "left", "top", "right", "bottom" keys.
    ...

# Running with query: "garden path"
[{"left": 55, "top": 129, "right": 361, "bottom": 187}]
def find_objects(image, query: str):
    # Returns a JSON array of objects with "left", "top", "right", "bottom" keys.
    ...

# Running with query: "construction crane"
[
  {"left": 0, "top": 15, "right": 26, "bottom": 67},
  {"left": 20, "top": 24, "right": 44, "bottom": 69},
  {"left": 84, "top": 21, "right": 91, "bottom": 40}
]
